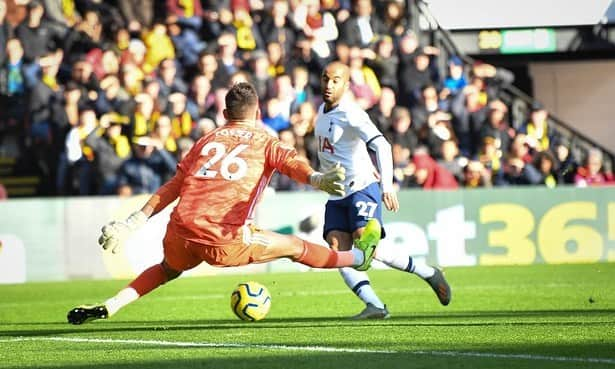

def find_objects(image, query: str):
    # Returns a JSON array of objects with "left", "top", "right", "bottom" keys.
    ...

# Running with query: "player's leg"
[
  {"left": 67, "top": 227, "right": 198, "bottom": 324},
  {"left": 328, "top": 230, "right": 389, "bottom": 319},
  {"left": 241, "top": 227, "right": 375, "bottom": 269},
  {"left": 374, "top": 242, "right": 451, "bottom": 305},
  {"left": 324, "top": 189, "right": 389, "bottom": 319}
]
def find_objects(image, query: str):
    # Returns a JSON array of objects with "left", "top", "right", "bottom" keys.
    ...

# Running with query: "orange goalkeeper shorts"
[{"left": 162, "top": 223, "right": 270, "bottom": 271}]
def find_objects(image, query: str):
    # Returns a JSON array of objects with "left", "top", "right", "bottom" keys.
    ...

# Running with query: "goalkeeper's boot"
[
  {"left": 351, "top": 303, "right": 390, "bottom": 320},
  {"left": 425, "top": 269, "right": 451, "bottom": 306},
  {"left": 354, "top": 219, "right": 381, "bottom": 271},
  {"left": 67, "top": 304, "right": 109, "bottom": 325}
]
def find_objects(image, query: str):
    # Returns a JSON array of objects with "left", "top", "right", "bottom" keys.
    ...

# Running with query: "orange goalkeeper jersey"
[{"left": 158, "top": 122, "right": 303, "bottom": 246}]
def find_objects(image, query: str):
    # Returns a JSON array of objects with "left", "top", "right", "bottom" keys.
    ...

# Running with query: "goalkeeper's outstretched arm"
[
  {"left": 98, "top": 168, "right": 186, "bottom": 253},
  {"left": 278, "top": 157, "right": 346, "bottom": 197}
]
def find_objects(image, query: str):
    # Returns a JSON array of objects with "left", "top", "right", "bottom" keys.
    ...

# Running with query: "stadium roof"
[{"left": 425, "top": 0, "right": 613, "bottom": 30}]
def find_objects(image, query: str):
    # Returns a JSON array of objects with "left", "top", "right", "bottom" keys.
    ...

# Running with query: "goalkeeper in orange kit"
[{"left": 67, "top": 82, "right": 381, "bottom": 324}]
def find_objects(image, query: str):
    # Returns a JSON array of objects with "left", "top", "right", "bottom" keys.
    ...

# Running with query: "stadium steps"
[{"left": 0, "top": 157, "right": 41, "bottom": 197}]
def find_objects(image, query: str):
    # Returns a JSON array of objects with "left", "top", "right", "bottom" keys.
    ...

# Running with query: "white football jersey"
[{"left": 314, "top": 97, "right": 382, "bottom": 199}]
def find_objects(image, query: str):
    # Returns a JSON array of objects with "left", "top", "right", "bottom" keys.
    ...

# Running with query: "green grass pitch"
[{"left": 1, "top": 264, "right": 614, "bottom": 369}]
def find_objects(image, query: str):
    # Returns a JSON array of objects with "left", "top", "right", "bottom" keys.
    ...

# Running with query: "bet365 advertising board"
[{"left": 0, "top": 187, "right": 614, "bottom": 283}]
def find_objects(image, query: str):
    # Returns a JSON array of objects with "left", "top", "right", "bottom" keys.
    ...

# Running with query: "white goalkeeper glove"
[
  {"left": 98, "top": 211, "right": 148, "bottom": 254},
  {"left": 310, "top": 163, "right": 346, "bottom": 197}
]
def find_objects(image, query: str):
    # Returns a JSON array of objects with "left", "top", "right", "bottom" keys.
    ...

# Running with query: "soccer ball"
[{"left": 230, "top": 281, "right": 272, "bottom": 321}]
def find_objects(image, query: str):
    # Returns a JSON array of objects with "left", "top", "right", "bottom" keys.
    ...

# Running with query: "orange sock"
[
  {"left": 295, "top": 240, "right": 355, "bottom": 268},
  {"left": 128, "top": 264, "right": 169, "bottom": 296}
]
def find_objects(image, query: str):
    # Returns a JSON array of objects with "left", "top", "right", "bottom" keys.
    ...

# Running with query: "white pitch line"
[
  {"left": 0, "top": 336, "right": 394, "bottom": 354},
  {"left": 1, "top": 336, "right": 615, "bottom": 365}
]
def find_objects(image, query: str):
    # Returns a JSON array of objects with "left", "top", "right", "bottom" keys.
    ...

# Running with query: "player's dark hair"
[{"left": 225, "top": 82, "right": 259, "bottom": 120}]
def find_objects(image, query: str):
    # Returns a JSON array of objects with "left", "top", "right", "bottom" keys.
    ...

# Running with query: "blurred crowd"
[{"left": 0, "top": 0, "right": 612, "bottom": 197}]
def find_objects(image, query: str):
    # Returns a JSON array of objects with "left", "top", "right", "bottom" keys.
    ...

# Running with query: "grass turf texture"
[{"left": 1, "top": 263, "right": 614, "bottom": 369}]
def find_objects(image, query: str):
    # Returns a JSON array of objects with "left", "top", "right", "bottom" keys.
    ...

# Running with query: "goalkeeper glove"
[
  {"left": 98, "top": 211, "right": 148, "bottom": 254},
  {"left": 310, "top": 163, "right": 346, "bottom": 197}
]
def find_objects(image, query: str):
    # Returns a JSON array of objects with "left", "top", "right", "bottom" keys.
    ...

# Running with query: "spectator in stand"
[
  {"left": 15, "top": 1, "right": 61, "bottom": 63},
  {"left": 99, "top": 49, "right": 121, "bottom": 80},
  {"left": 143, "top": 78, "right": 166, "bottom": 116},
  {"left": 118, "top": 0, "right": 153, "bottom": 31},
  {"left": 186, "top": 74, "right": 214, "bottom": 121},
  {"left": 119, "top": 61, "right": 144, "bottom": 98},
  {"left": 248, "top": 50, "right": 272, "bottom": 99},
  {"left": 165, "top": 0, "right": 203, "bottom": 36},
  {"left": 384, "top": 106, "right": 417, "bottom": 154},
  {"left": 367, "top": 86, "right": 396, "bottom": 132},
  {"left": 441, "top": 56, "right": 467, "bottom": 99},
  {"left": 522, "top": 102, "right": 552, "bottom": 153},
  {"left": 84, "top": 112, "right": 131, "bottom": 194},
  {"left": 228, "top": 2, "right": 264, "bottom": 54},
  {"left": 451, "top": 84, "right": 488, "bottom": 157},
  {"left": 43, "top": 0, "right": 79, "bottom": 33},
  {"left": 190, "top": 117, "right": 216, "bottom": 141},
  {"left": 347, "top": 45, "right": 380, "bottom": 109},
  {"left": 293, "top": 0, "right": 338, "bottom": 61},
  {"left": 269, "top": 129, "right": 311, "bottom": 192},
  {"left": 339, "top": 0, "right": 386, "bottom": 48},
  {"left": 437, "top": 139, "right": 465, "bottom": 183},
  {"left": 422, "top": 110, "right": 456, "bottom": 158},
  {"left": 191, "top": 50, "right": 229, "bottom": 90},
  {"left": 64, "top": 10, "right": 103, "bottom": 59},
  {"left": 410, "top": 84, "right": 440, "bottom": 132},
  {"left": 392, "top": 143, "right": 416, "bottom": 189},
  {"left": 167, "top": 92, "right": 192, "bottom": 139},
  {"left": 382, "top": 0, "right": 409, "bottom": 37},
  {"left": 269, "top": 73, "right": 294, "bottom": 120},
  {"left": 365, "top": 35, "right": 398, "bottom": 93},
  {"left": 28, "top": 51, "right": 64, "bottom": 195},
  {"left": 60, "top": 109, "right": 97, "bottom": 195},
  {"left": 265, "top": 41, "right": 288, "bottom": 77},
  {"left": 217, "top": 32, "right": 240, "bottom": 77},
  {"left": 0, "top": 1, "right": 8, "bottom": 64},
  {"left": 533, "top": 150, "right": 558, "bottom": 188},
  {"left": 412, "top": 146, "right": 458, "bottom": 190},
  {"left": 116, "top": 135, "right": 177, "bottom": 196},
  {"left": 462, "top": 160, "right": 492, "bottom": 188},
  {"left": 150, "top": 114, "right": 177, "bottom": 154},
  {"left": 289, "top": 101, "right": 318, "bottom": 168},
  {"left": 552, "top": 136, "right": 577, "bottom": 184},
  {"left": 574, "top": 148, "right": 614, "bottom": 187},
  {"left": 262, "top": 97, "right": 290, "bottom": 133},
  {"left": 70, "top": 58, "right": 99, "bottom": 106},
  {"left": 142, "top": 22, "right": 176, "bottom": 73},
  {"left": 480, "top": 99, "right": 514, "bottom": 155},
  {"left": 205, "top": 87, "right": 228, "bottom": 127},
  {"left": 97, "top": 75, "right": 132, "bottom": 116},
  {"left": 508, "top": 133, "right": 534, "bottom": 164},
  {"left": 121, "top": 39, "right": 149, "bottom": 76},
  {"left": 396, "top": 29, "right": 420, "bottom": 69},
  {"left": 398, "top": 45, "right": 439, "bottom": 108},
  {"left": 0, "top": 38, "right": 28, "bottom": 149},
  {"left": 477, "top": 136, "right": 502, "bottom": 175},
  {"left": 157, "top": 58, "right": 188, "bottom": 99},
  {"left": 290, "top": 65, "right": 314, "bottom": 114},
  {"left": 129, "top": 93, "right": 158, "bottom": 138},
  {"left": 495, "top": 157, "right": 542, "bottom": 186},
  {"left": 165, "top": 14, "right": 206, "bottom": 69},
  {"left": 259, "top": 0, "right": 297, "bottom": 58}
]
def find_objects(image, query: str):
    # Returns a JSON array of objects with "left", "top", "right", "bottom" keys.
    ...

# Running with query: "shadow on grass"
[
  {"left": 5, "top": 347, "right": 615, "bottom": 369},
  {"left": 1, "top": 308, "right": 614, "bottom": 337}
]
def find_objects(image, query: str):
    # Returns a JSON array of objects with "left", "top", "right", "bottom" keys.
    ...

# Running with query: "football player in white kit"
[{"left": 316, "top": 62, "right": 451, "bottom": 319}]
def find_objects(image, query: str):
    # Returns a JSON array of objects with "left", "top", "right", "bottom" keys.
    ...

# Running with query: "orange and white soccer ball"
[{"left": 230, "top": 281, "right": 272, "bottom": 321}]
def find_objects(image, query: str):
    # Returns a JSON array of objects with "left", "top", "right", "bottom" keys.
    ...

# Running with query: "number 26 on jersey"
[{"left": 195, "top": 142, "right": 248, "bottom": 181}]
